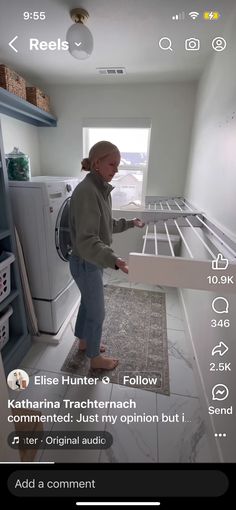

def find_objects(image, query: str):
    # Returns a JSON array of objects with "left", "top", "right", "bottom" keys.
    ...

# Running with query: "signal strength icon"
[
  {"left": 189, "top": 11, "right": 200, "bottom": 20},
  {"left": 172, "top": 11, "right": 185, "bottom": 21}
]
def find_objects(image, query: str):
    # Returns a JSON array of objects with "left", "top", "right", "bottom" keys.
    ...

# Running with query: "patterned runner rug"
[{"left": 61, "top": 285, "right": 170, "bottom": 395}]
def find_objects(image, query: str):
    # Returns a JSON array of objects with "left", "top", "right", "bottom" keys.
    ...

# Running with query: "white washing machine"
[{"left": 9, "top": 176, "right": 80, "bottom": 334}]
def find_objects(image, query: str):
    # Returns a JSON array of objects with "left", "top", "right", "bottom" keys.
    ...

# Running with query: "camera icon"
[{"left": 185, "top": 38, "right": 200, "bottom": 51}]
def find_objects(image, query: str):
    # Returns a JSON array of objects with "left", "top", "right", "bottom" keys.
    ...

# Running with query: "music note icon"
[{"left": 12, "top": 436, "right": 20, "bottom": 445}]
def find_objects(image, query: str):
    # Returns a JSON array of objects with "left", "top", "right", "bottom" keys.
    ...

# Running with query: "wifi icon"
[{"left": 189, "top": 11, "right": 200, "bottom": 20}]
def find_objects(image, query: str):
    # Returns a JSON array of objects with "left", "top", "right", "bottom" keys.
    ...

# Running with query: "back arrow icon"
[{"left": 9, "top": 36, "right": 18, "bottom": 53}]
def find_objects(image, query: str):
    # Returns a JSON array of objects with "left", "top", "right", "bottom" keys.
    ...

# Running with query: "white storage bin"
[
  {"left": 0, "top": 306, "right": 13, "bottom": 350},
  {"left": 0, "top": 251, "right": 15, "bottom": 303}
]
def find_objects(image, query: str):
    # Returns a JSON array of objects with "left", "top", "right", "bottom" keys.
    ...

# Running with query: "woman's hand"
[
  {"left": 115, "top": 258, "right": 129, "bottom": 274},
  {"left": 132, "top": 218, "right": 145, "bottom": 228}
]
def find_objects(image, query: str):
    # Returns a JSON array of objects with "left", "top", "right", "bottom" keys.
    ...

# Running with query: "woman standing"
[{"left": 69, "top": 141, "right": 145, "bottom": 370}]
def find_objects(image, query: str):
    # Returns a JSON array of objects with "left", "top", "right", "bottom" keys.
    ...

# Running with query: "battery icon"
[{"left": 203, "top": 11, "right": 220, "bottom": 20}]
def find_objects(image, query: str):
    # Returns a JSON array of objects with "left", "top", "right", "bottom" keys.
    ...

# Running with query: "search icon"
[{"left": 159, "top": 37, "right": 173, "bottom": 51}]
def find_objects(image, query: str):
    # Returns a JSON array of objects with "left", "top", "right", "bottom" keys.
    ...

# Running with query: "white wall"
[
  {"left": 0, "top": 114, "right": 41, "bottom": 176},
  {"left": 185, "top": 12, "right": 236, "bottom": 240},
  {"left": 182, "top": 9, "right": 236, "bottom": 462},
  {"left": 180, "top": 227, "right": 236, "bottom": 462},
  {"left": 38, "top": 82, "right": 197, "bottom": 196},
  {"left": 181, "top": 286, "right": 236, "bottom": 462}
]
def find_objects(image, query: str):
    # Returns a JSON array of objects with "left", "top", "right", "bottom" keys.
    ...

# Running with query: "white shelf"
[{"left": 128, "top": 196, "right": 236, "bottom": 292}]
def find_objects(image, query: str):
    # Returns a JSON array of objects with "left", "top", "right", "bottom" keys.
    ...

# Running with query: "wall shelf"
[
  {"left": 0, "top": 87, "right": 57, "bottom": 127},
  {"left": 128, "top": 196, "right": 236, "bottom": 293}
]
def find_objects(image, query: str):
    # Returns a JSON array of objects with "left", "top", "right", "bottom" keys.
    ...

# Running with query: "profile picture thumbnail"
[{"left": 7, "top": 369, "right": 29, "bottom": 390}]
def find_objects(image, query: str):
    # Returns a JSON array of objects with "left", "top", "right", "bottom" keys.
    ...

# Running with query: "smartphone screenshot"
[{"left": 0, "top": 0, "right": 235, "bottom": 507}]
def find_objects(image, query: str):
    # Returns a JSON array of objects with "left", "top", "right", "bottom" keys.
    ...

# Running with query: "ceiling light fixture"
[{"left": 66, "top": 8, "right": 93, "bottom": 60}]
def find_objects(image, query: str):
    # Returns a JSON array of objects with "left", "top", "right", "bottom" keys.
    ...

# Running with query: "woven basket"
[
  {"left": 26, "top": 86, "right": 51, "bottom": 113},
  {"left": 0, "top": 64, "right": 26, "bottom": 99}
]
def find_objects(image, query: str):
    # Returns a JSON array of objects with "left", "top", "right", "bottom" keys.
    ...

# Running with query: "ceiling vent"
[{"left": 97, "top": 67, "right": 126, "bottom": 75}]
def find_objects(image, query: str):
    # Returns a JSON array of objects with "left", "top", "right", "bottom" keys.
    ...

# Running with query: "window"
[{"left": 83, "top": 126, "right": 151, "bottom": 209}]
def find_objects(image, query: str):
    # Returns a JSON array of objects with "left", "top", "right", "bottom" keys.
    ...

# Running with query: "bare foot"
[
  {"left": 90, "top": 355, "right": 119, "bottom": 370},
  {"left": 78, "top": 339, "right": 106, "bottom": 353}
]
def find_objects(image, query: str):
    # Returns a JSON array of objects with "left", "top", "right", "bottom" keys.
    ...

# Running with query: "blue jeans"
[{"left": 69, "top": 255, "right": 105, "bottom": 358}]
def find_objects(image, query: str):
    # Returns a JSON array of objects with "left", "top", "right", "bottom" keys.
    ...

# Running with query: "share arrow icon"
[{"left": 211, "top": 341, "right": 229, "bottom": 356}]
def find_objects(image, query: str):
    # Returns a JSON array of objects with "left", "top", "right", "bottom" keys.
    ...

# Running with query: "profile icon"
[
  {"left": 7, "top": 369, "right": 29, "bottom": 390},
  {"left": 212, "top": 37, "right": 227, "bottom": 52}
]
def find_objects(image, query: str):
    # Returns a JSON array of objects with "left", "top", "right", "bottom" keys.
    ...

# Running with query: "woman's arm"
[
  {"left": 112, "top": 217, "right": 145, "bottom": 233},
  {"left": 112, "top": 217, "right": 134, "bottom": 233}
]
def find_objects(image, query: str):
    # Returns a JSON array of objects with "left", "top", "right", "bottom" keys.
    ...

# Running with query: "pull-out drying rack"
[{"left": 128, "top": 197, "right": 236, "bottom": 293}]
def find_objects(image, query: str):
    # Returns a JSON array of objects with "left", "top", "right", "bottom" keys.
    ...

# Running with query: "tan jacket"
[{"left": 69, "top": 171, "right": 134, "bottom": 268}]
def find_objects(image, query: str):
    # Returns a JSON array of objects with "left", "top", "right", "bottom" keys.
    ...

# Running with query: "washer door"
[{"left": 55, "top": 197, "right": 72, "bottom": 261}]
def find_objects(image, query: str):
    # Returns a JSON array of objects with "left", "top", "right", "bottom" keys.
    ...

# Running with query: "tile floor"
[{"left": 17, "top": 271, "right": 214, "bottom": 463}]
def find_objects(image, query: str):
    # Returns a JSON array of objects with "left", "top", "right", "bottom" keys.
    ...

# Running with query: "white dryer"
[{"left": 9, "top": 176, "right": 80, "bottom": 334}]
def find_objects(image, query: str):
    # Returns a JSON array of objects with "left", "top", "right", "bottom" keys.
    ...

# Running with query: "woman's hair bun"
[{"left": 81, "top": 158, "right": 90, "bottom": 171}]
